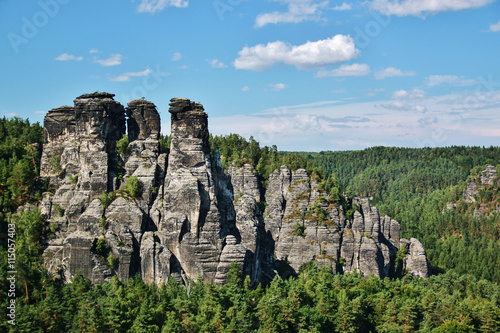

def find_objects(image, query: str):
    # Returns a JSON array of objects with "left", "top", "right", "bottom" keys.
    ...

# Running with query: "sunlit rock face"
[{"left": 37, "top": 93, "right": 430, "bottom": 286}]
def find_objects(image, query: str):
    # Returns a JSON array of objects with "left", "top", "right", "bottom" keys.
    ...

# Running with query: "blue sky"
[{"left": 1, "top": 0, "right": 499, "bottom": 151}]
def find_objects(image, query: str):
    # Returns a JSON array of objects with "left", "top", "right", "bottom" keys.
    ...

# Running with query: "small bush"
[
  {"left": 96, "top": 238, "right": 106, "bottom": 255},
  {"left": 99, "top": 217, "right": 107, "bottom": 230},
  {"left": 99, "top": 191, "right": 116, "bottom": 209},
  {"left": 107, "top": 253, "right": 116, "bottom": 270},
  {"left": 50, "top": 155, "right": 61, "bottom": 174},
  {"left": 53, "top": 202, "right": 64, "bottom": 217},
  {"left": 68, "top": 174, "right": 78, "bottom": 184},
  {"left": 125, "top": 176, "right": 142, "bottom": 198},
  {"left": 116, "top": 134, "right": 129, "bottom": 156},
  {"left": 291, "top": 223, "right": 306, "bottom": 237}
]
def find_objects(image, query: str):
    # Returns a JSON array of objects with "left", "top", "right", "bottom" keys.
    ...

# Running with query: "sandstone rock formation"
[
  {"left": 36, "top": 93, "right": 430, "bottom": 286},
  {"left": 464, "top": 165, "right": 498, "bottom": 202}
]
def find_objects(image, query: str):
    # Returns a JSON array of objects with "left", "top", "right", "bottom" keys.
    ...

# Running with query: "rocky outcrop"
[
  {"left": 37, "top": 92, "right": 430, "bottom": 286},
  {"left": 401, "top": 238, "right": 430, "bottom": 278},
  {"left": 464, "top": 165, "right": 498, "bottom": 202},
  {"left": 263, "top": 169, "right": 430, "bottom": 279}
]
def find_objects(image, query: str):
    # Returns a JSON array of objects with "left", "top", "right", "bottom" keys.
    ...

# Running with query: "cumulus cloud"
[
  {"left": 489, "top": 19, "right": 500, "bottom": 32},
  {"left": 332, "top": 2, "right": 352, "bottom": 10},
  {"left": 392, "top": 89, "right": 425, "bottom": 100},
  {"left": 255, "top": 0, "right": 328, "bottom": 28},
  {"left": 374, "top": 67, "right": 415, "bottom": 79},
  {"left": 316, "top": 63, "right": 370, "bottom": 78},
  {"left": 171, "top": 52, "right": 182, "bottom": 61},
  {"left": 55, "top": 53, "right": 83, "bottom": 61},
  {"left": 426, "top": 75, "right": 478, "bottom": 87},
  {"left": 94, "top": 54, "right": 122, "bottom": 66},
  {"left": 371, "top": 0, "right": 495, "bottom": 17},
  {"left": 109, "top": 69, "right": 152, "bottom": 82},
  {"left": 270, "top": 83, "right": 288, "bottom": 91},
  {"left": 209, "top": 59, "right": 227, "bottom": 68},
  {"left": 234, "top": 35, "right": 359, "bottom": 71},
  {"left": 380, "top": 101, "right": 427, "bottom": 113},
  {"left": 134, "top": 0, "right": 188, "bottom": 13}
]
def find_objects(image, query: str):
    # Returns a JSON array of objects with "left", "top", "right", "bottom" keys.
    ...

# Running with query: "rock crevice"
[{"left": 37, "top": 93, "right": 430, "bottom": 285}]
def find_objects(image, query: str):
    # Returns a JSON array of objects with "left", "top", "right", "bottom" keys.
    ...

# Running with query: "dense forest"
[{"left": 2, "top": 121, "right": 500, "bottom": 332}]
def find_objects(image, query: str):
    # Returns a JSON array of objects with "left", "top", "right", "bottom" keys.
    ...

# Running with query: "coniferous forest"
[{"left": 2, "top": 119, "right": 500, "bottom": 332}]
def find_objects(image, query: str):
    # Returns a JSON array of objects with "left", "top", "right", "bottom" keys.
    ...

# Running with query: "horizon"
[{"left": 1, "top": 0, "right": 499, "bottom": 151}]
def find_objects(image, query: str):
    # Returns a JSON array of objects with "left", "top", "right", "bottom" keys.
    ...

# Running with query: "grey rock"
[
  {"left": 37, "top": 93, "right": 430, "bottom": 286},
  {"left": 126, "top": 99, "right": 161, "bottom": 141},
  {"left": 404, "top": 238, "right": 430, "bottom": 278}
]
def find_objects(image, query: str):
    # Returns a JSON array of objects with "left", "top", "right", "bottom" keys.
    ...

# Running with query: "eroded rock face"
[
  {"left": 261, "top": 167, "right": 430, "bottom": 279},
  {"left": 127, "top": 99, "right": 160, "bottom": 141},
  {"left": 37, "top": 93, "right": 430, "bottom": 286}
]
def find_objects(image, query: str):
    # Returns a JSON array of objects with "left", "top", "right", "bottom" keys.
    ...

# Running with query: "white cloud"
[
  {"left": 209, "top": 59, "right": 227, "bottom": 68},
  {"left": 209, "top": 88, "right": 500, "bottom": 151},
  {"left": 234, "top": 35, "right": 359, "bottom": 71},
  {"left": 255, "top": 0, "right": 328, "bottom": 28},
  {"left": 392, "top": 89, "right": 425, "bottom": 99},
  {"left": 172, "top": 52, "right": 182, "bottom": 61},
  {"left": 242, "top": 86, "right": 250, "bottom": 91},
  {"left": 270, "top": 83, "right": 288, "bottom": 91},
  {"left": 135, "top": 0, "right": 188, "bottom": 13},
  {"left": 489, "top": 19, "right": 500, "bottom": 32},
  {"left": 332, "top": 2, "right": 352, "bottom": 10},
  {"left": 55, "top": 53, "right": 83, "bottom": 61},
  {"left": 374, "top": 67, "right": 415, "bottom": 79},
  {"left": 94, "top": 54, "right": 122, "bottom": 66},
  {"left": 89, "top": 49, "right": 99, "bottom": 54},
  {"left": 371, "top": 0, "right": 495, "bottom": 17},
  {"left": 426, "top": 75, "right": 478, "bottom": 87},
  {"left": 316, "top": 63, "right": 370, "bottom": 78},
  {"left": 109, "top": 69, "right": 152, "bottom": 82}
]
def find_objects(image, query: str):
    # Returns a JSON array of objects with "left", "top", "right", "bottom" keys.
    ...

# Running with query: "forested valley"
[{"left": 1, "top": 118, "right": 500, "bottom": 332}]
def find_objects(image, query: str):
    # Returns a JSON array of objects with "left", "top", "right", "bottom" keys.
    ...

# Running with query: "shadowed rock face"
[
  {"left": 126, "top": 99, "right": 160, "bottom": 141},
  {"left": 36, "top": 93, "right": 430, "bottom": 286}
]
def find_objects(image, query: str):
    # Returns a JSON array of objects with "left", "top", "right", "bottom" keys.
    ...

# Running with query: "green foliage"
[
  {"left": 99, "top": 217, "right": 107, "bottom": 230},
  {"left": 49, "top": 154, "right": 61, "bottom": 174},
  {"left": 95, "top": 238, "right": 106, "bottom": 255},
  {"left": 99, "top": 190, "right": 116, "bottom": 209},
  {"left": 68, "top": 174, "right": 78, "bottom": 184},
  {"left": 116, "top": 134, "right": 129, "bottom": 156},
  {"left": 125, "top": 176, "right": 142, "bottom": 198},
  {"left": 291, "top": 223, "right": 306, "bottom": 237},
  {"left": 0, "top": 117, "right": 44, "bottom": 216},
  {"left": 107, "top": 253, "right": 116, "bottom": 270},
  {"left": 304, "top": 201, "right": 331, "bottom": 225},
  {"left": 303, "top": 146, "right": 500, "bottom": 283},
  {"left": 159, "top": 134, "right": 171, "bottom": 154},
  {"left": 394, "top": 245, "right": 409, "bottom": 277},
  {"left": 53, "top": 202, "right": 64, "bottom": 217}
]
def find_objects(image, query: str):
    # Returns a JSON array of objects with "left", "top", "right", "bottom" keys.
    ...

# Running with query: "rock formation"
[{"left": 36, "top": 93, "right": 430, "bottom": 286}]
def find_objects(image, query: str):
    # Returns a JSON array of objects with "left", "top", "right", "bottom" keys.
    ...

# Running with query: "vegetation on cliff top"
[{"left": 2, "top": 120, "right": 500, "bottom": 331}]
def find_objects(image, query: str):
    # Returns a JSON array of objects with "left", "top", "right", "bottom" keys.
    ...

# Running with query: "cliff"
[{"left": 35, "top": 93, "right": 430, "bottom": 286}]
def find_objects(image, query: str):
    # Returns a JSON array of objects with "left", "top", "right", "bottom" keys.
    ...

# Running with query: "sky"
[{"left": 1, "top": 0, "right": 499, "bottom": 151}]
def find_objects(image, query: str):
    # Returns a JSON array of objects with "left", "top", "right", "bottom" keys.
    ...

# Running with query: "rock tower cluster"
[{"left": 37, "top": 93, "right": 430, "bottom": 285}]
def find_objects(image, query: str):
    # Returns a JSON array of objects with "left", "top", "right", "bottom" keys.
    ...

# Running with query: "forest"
[{"left": 1, "top": 119, "right": 500, "bottom": 332}]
